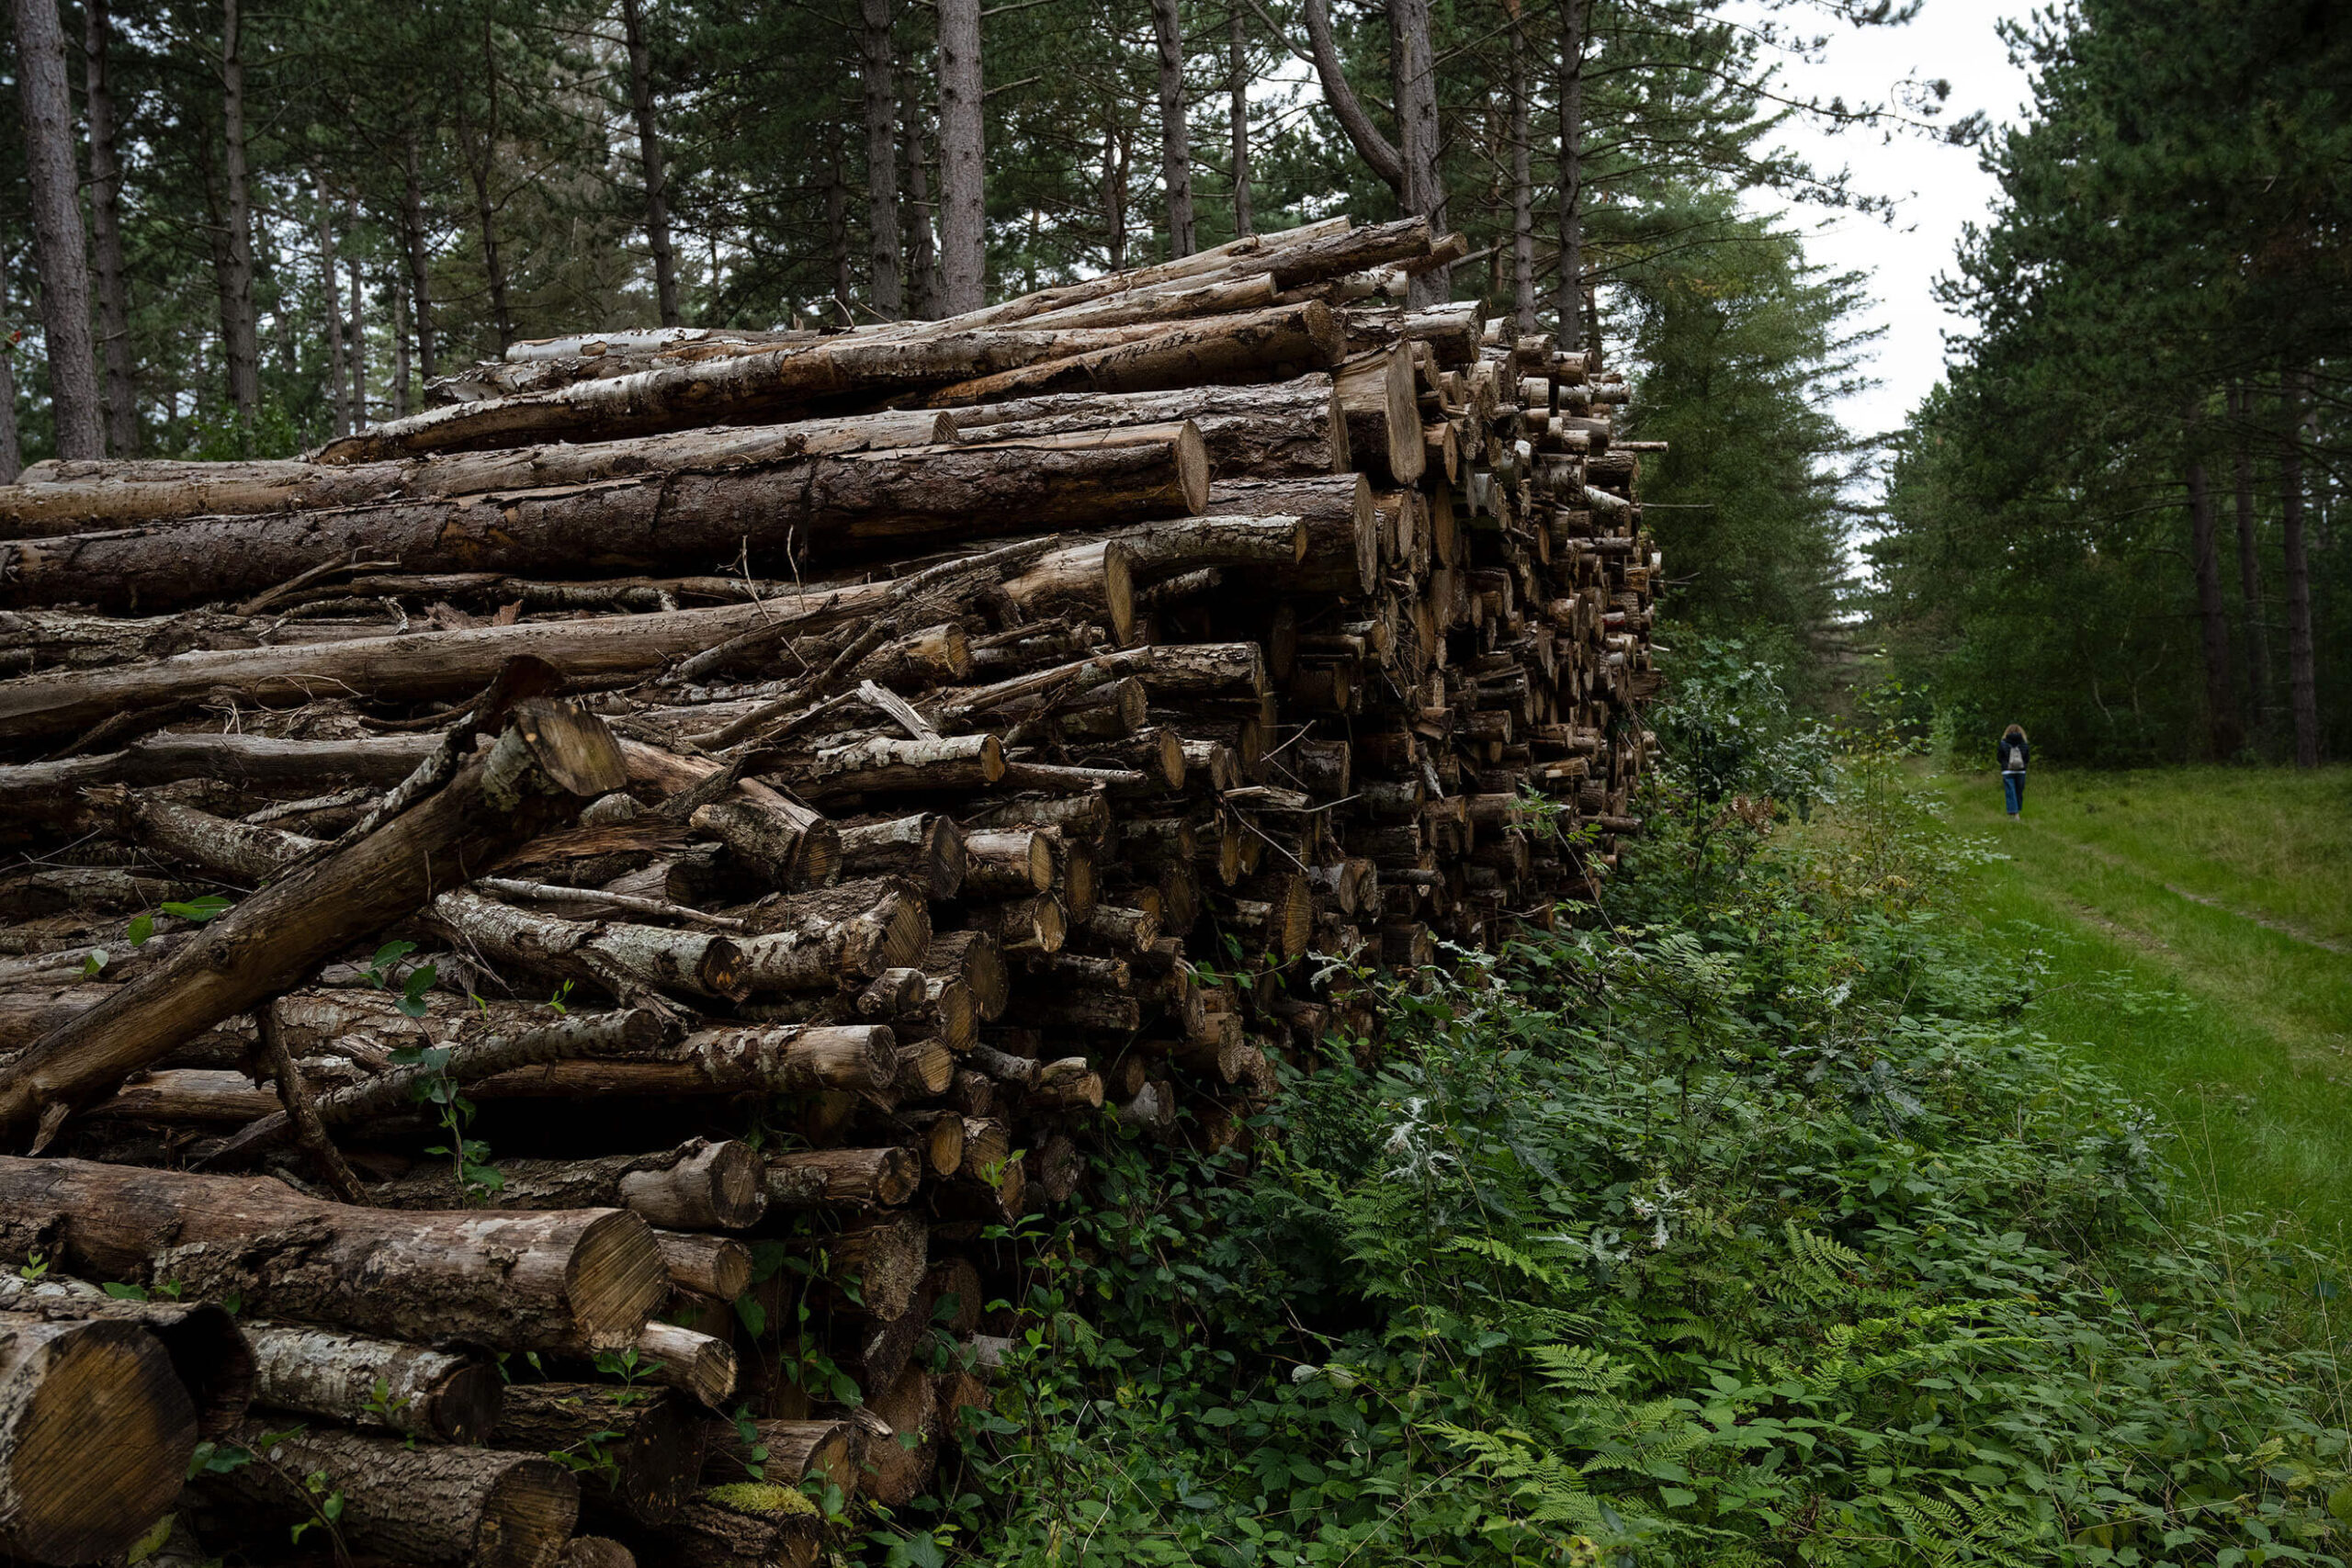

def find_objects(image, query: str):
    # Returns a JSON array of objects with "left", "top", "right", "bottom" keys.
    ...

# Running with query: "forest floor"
[{"left": 1920, "top": 760, "right": 2352, "bottom": 1241}]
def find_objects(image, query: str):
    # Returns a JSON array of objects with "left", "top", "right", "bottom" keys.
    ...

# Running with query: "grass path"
[{"left": 1919, "top": 763, "right": 2352, "bottom": 1241}]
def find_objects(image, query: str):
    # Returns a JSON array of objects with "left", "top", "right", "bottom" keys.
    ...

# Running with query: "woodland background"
[{"left": 0, "top": 0, "right": 2344, "bottom": 761}]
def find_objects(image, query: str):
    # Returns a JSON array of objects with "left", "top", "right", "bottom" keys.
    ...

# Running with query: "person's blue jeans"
[{"left": 2002, "top": 772, "right": 2025, "bottom": 816}]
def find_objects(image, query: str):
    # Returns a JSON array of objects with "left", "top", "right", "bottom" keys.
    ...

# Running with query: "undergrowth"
[{"left": 899, "top": 645, "right": 2352, "bottom": 1568}]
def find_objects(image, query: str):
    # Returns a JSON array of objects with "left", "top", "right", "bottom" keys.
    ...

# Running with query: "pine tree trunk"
[
  {"left": 0, "top": 348, "right": 20, "bottom": 484},
  {"left": 403, "top": 136, "right": 439, "bottom": 378},
  {"left": 827, "top": 128, "right": 854, "bottom": 314},
  {"left": 220, "top": 0, "right": 262, "bottom": 434},
  {"left": 1509, "top": 13, "right": 1534, "bottom": 333},
  {"left": 2186, "top": 449, "right": 2240, "bottom": 759},
  {"left": 1555, "top": 0, "right": 1583, "bottom": 353},
  {"left": 936, "top": 0, "right": 986, "bottom": 313},
  {"left": 468, "top": 35, "right": 515, "bottom": 355},
  {"left": 861, "top": 0, "right": 904, "bottom": 317},
  {"left": 902, "top": 63, "right": 940, "bottom": 318},
  {"left": 1228, "top": 8, "right": 1250, "bottom": 236},
  {"left": 2226, "top": 385, "right": 2268, "bottom": 733},
  {"left": 84, "top": 0, "right": 136, "bottom": 457},
  {"left": 2280, "top": 369, "right": 2319, "bottom": 768},
  {"left": 346, "top": 207, "right": 368, "bottom": 424},
  {"left": 1152, "top": 0, "right": 1195, "bottom": 258},
  {"left": 393, "top": 267, "right": 413, "bottom": 415},
  {"left": 313, "top": 169, "right": 349, "bottom": 438},
  {"left": 12, "top": 0, "right": 103, "bottom": 457},
  {"left": 1388, "top": 0, "right": 1443, "bottom": 308},
  {"left": 1103, "top": 123, "right": 1128, "bottom": 270},
  {"left": 619, "top": 0, "right": 682, "bottom": 327}
]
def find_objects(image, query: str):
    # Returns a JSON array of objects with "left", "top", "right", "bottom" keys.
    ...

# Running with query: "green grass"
[{"left": 1920, "top": 761, "right": 2352, "bottom": 1243}]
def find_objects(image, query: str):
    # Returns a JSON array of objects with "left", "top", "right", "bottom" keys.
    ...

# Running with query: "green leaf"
[
  {"left": 126, "top": 913, "right": 154, "bottom": 947},
  {"left": 81, "top": 948, "right": 107, "bottom": 977},
  {"left": 160, "top": 896, "right": 233, "bottom": 923},
  {"left": 734, "top": 1292, "right": 768, "bottom": 1337},
  {"left": 371, "top": 939, "right": 419, "bottom": 972},
  {"left": 102, "top": 1281, "right": 151, "bottom": 1302}
]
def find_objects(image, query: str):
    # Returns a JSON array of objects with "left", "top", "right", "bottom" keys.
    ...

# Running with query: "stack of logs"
[{"left": 0, "top": 215, "right": 1658, "bottom": 1568}]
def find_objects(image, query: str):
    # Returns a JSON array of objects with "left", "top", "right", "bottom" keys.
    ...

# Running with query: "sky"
[{"left": 1726, "top": 0, "right": 2042, "bottom": 447}]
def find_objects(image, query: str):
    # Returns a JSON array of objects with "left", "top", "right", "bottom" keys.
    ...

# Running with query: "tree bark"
[
  {"left": 1555, "top": 0, "right": 1585, "bottom": 353},
  {"left": 826, "top": 125, "right": 853, "bottom": 315},
  {"left": 314, "top": 169, "right": 350, "bottom": 438},
  {"left": 315, "top": 322, "right": 1189, "bottom": 460},
  {"left": 902, "top": 62, "right": 940, "bottom": 318},
  {"left": 0, "top": 1311, "right": 197, "bottom": 1562},
  {"left": 1228, "top": 8, "right": 1251, "bottom": 237},
  {"left": 11, "top": 0, "right": 102, "bottom": 458},
  {"left": 466, "top": 34, "right": 515, "bottom": 355},
  {"left": 860, "top": 0, "right": 905, "bottom": 317},
  {"left": 2226, "top": 385, "right": 2269, "bottom": 731},
  {"left": 346, "top": 210, "right": 368, "bottom": 424},
  {"left": 1, "top": 427, "right": 1204, "bottom": 611},
  {"left": 935, "top": 0, "right": 986, "bottom": 313},
  {"left": 0, "top": 580, "right": 922, "bottom": 741},
  {"left": 920, "top": 300, "right": 1340, "bottom": 405},
  {"left": 465, "top": 1022, "right": 898, "bottom": 1100},
  {"left": 619, "top": 0, "right": 683, "bottom": 327},
  {"left": 1508, "top": 9, "right": 1535, "bottom": 333},
  {"left": 1299, "top": 0, "right": 1402, "bottom": 193},
  {"left": 2280, "top": 368, "right": 2319, "bottom": 767},
  {"left": 495, "top": 1383, "right": 707, "bottom": 1525},
  {"left": 2, "top": 408, "right": 951, "bottom": 535},
  {"left": 83, "top": 0, "right": 135, "bottom": 456},
  {"left": 2186, "top": 450, "right": 2240, "bottom": 758},
  {"left": 246, "top": 1321, "right": 500, "bottom": 1443},
  {"left": 220, "top": 0, "right": 261, "bottom": 432},
  {"left": 203, "top": 1419, "right": 578, "bottom": 1568},
  {"left": 0, "top": 1158, "right": 665, "bottom": 1353},
  {"left": 0, "top": 702, "right": 625, "bottom": 1129},
  {"left": 1387, "top": 0, "right": 1444, "bottom": 307},
  {"left": 949, "top": 367, "right": 1343, "bottom": 475},
  {"left": 0, "top": 347, "right": 19, "bottom": 483},
  {"left": 372, "top": 1140, "right": 768, "bottom": 1231},
  {"left": 403, "top": 136, "right": 439, "bottom": 378},
  {"left": 1153, "top": 0, "right": 1195, "bottom": 259}
]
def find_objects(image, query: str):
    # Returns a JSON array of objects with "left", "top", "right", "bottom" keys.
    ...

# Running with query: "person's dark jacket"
[{"left": 1996, "top": 734, "right": 2030, "bottom": 773}]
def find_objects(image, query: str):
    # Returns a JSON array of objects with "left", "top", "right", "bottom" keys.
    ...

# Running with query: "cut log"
[
  {"left": 202, "top": 1419, "right": 578, "bottom": 1568},
  {"left": 311, "top": 324, "right": 1193, "bottom": 460},
  {"left": 655, "top": 1232, "right": 754, "bottom": 1300},
  {"left": 467, "top": 1023, "right": 898, "bottom": 1100},
  {"left": 426, "top": 889, "right": 747, "bottom": 1005},
  {"left": 688, "top": 797, "right": 841, "bottom": 891},
  {"left": 948, "top": 375, "right": 1346, "bottom": 477},
  {"left": 0, "top": 1272, "right": 252, "bottom": 1436},
  {"left": 1333, "top": 348, "right": 1426, "bottom": 483},
  {"left": 203, "top": 1006, "right": 671, "bottom": 1170},
  {"left": 655, "top": 1485, "right": 821, "bottom": 1568},
  {"left": 625, "top": 1320, "right": 738, "bottom": 1408},
  {"left": 0, "top": 701, "right": 625, "bottom": 1134},
  {"left": 703, "top": 1417, "right": 854, "bottom": 1494},
  {"left": 836, "top": 812, "right": 965, "bottom": 898},
  {"left": 0, "top": 1311, "right": 198, "bottom": 1564},
  {"left": 734, "top": 878, "right": 931, "bottom": 992},
  {"left": 372, "top": 1140, "right": 768, "bottom": 1230},
  {"left": 921, "top": 301, "right": 1342, "bottom": 405},
  {"left": 0, "top": 412, "right": 958, "bottom": 536},
  {"left": 0, "top": 1157, "right": 665, "bottom": 1353},
  {"left": 495, "top": 1382, "right": 709, "bottom": 1526},
  {"left": 765, "top": 1146, "right": 921, "bottom": 1211},
  {"left": 245, "top": 1320, "right": 501, "bottom": 1443}
]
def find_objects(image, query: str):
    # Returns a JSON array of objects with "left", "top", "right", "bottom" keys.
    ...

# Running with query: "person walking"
[{"left": 1997, "top": 723, "right": 2030, "bottom": 818}]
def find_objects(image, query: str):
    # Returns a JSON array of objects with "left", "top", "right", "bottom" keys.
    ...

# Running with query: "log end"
[
  {"left": 705, "top": 1140, "right": 771, "bottom": 1230},
  {"left": 474, "top": 1454, "right": 582, "bottom": 1568},
  {"left": 0, "top": 1319, "right": 198, "bottom": 1564},
  {"left": 1172, "top": 421, "right": 1211, "bottom": 514},
  {"left": 563, "top": 1210, "right": 671, "bottom": 1353},
  {"left": 1103, "top": 542, "right": 1137, "bottom": 647},
  {"left": 515, "top": 700, "right": 629, "bottom": 799},
  {"left": 435, "top": 1357, "right": 506, "bottom": 1447}
]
